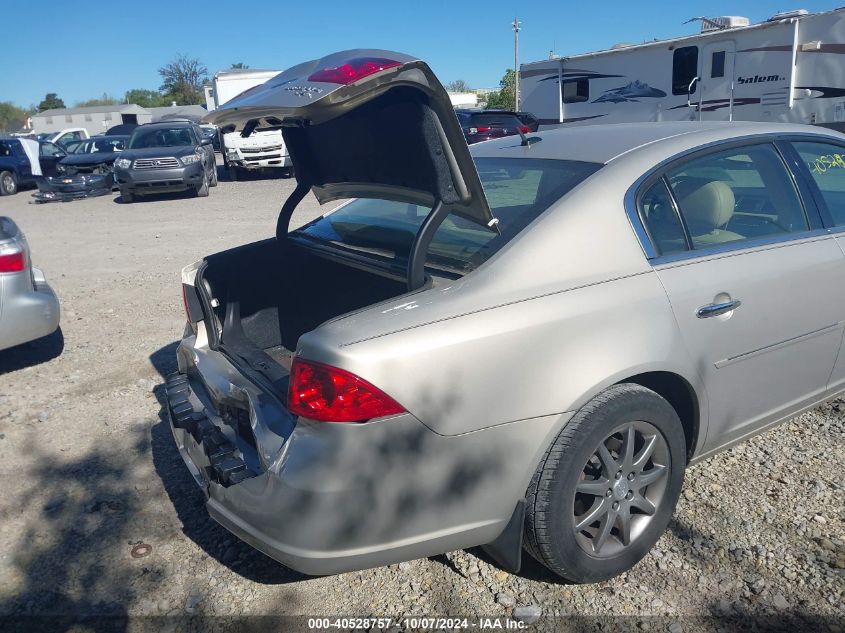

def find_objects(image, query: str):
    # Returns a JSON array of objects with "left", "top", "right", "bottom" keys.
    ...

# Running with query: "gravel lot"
[{"left": 0, "top": 166, "right": 843, "bottom": 632}]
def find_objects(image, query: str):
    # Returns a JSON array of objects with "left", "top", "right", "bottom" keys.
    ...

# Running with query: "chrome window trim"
[
  {"left": 650, "top": 228, "right": 832, "bottom": 267},
  {"left": 624, "top": 131, "right": 845, "bottom": 263}
]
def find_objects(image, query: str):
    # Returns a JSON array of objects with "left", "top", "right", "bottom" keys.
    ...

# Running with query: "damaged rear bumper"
[
  {"left": 165, "top": 341, "right": 562, "bottom": 576},
  {"left": 32, "top": 174, "right": 114, "bottom": 202}
]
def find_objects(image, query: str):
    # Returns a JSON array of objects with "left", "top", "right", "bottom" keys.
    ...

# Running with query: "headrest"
[{"left": 675, "top": 180, "right": 735, "bottom": 229}]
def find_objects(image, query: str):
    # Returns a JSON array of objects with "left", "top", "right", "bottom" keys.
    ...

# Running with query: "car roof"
[
  {"left": 134, "top": 121, "right": 195, "bottom": 130},
  {"left": 469, "top": 121, "right": 845, "bottom": 164}
]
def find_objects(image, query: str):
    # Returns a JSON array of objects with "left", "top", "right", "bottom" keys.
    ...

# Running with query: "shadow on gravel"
[
  {"left": 114, "top": 191, "right": 199, "bottom": 204},
  {"left": 0, "top": 327, "right": 64, "bottom": 374},
  {"left": 0, "top": 433, "right": 136, "bottom": 630},
  {"left": 705, "top": 603, "right": 841, "bottom": 632},
  {"left": 148, "top": 341, "right": 307, "bottom": 585},
  {"left": 225, "top": 167, "right": 294, "bottom": 182}
]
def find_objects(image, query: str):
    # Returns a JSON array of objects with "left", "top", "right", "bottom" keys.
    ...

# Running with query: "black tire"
[
  {"left": 227, "top": 165, "right": 240, "bottom": 181},
  {"left": 0, "top": 170, "right": 17, "bottom": 196},
  {"left": 524, "top": 383, "right": 686, "bottom": 583},
  {"left": 195, "top": 173, "right": 209, "bottom": 197},
  {"left": 209, "top": 164, "right": 218, "bottom": 187},
  {"left": 120, "top": 189, "right": 134, "bottom": 203}
]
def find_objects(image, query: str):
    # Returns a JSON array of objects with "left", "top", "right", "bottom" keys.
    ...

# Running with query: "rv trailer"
[{"left": 520, "top": 8, "right": 845, "bottom": 131}]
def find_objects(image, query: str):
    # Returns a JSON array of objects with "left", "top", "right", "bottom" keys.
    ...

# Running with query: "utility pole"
[{"left": 512, "top": 16, "right": 521, "bottom": 110}]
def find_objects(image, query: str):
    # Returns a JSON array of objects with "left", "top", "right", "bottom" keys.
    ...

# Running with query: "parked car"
[
  {"left": 485, "top": 110, "right": 540, "bottom": 132},
  {"left": 113, "top": 121, "right": 217, "bottom": 203},
  {"left": 455, "top": 109, "right": 529, "bottom": 144},
  {"left": 36, "top": 128, "right": 90, "bottom": 148},
  {"left": 0, "top": 138, "right": 66, "bottom": 195},
  {"left": 33, "top": 135, "right": 129, "bottom": 202},
  {"left": 166, "top": 49, "right": 845, "bottom": 584},
  {"left": 516, "top": 111, "right": 540, "bottom": 132},
  {"left": 0, "top": 217, "right": 60, "bottom": 351},
  {"left": 200, "top": 124, "right": 221, "bottom": 152},
  {"left": 106, "top": 123, "right": 138, "bottom": 136},
  {"left": 62, "top": 138, "right": 88, "bottom": 155}
]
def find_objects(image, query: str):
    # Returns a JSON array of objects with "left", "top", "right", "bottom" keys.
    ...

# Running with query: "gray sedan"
[
  {"left": 166, "top": 50, "right": 845, "bottom": 583},
  {"left": 0, "top": 217, "right": 60, "bottom": 351}
]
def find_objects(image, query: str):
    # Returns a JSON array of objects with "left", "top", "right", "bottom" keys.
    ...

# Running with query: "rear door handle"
[{"left": 697, "top": 299, "right": 742, "bottom": 319}]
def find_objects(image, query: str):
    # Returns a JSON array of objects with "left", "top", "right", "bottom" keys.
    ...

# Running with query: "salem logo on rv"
[{"left": 737, "top": 74, "right": 785, "bottom": 84}]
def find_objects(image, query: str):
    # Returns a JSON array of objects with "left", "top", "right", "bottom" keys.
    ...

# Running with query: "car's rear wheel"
[
  {"left": 524, "top": 383, "right": 686, "bottom": 583},
  {"left": 195, "top": 173, "right": 210, "bottom": 197},
  {"left": 120, "top": 189, "right": 134, "bottom": 203},
  {"left": 209, "top": 164, "right": 218, "bottom": 187},
  {"left": 0, "top": 170, "right": 17, "bottom": 196}
]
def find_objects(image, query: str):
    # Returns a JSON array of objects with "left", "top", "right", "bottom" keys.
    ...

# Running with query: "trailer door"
[{"left": 698, "top": 41, "right": 736, "bottom": 121}]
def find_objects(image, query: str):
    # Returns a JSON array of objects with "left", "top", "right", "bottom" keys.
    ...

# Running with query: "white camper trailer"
[{"left": 521, "top": 8, "right": 845, "bottom": 131}]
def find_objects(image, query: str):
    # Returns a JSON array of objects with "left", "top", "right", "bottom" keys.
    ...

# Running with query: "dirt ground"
[{"left": 0, "top": 168, "right": 842, "bottom": 632}]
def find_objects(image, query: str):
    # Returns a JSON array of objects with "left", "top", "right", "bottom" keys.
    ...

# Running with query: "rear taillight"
[
  {"left": 288, "top": 358, "right": 405, "bottom": 423},
  {"left": 0, "top": 249, "right": 25, "bottom": 273},
  {"left": 181, "top": 285, "right": 191, "bottom": 321},
  {"left": 468, "top": 126, "right": 491, "bottom": 134},
  {"left": 307, "top": 57, "right": 402, "bottom": 85},
  {"left": 519, "top": 126, "right": 530, "bottom": 134}
]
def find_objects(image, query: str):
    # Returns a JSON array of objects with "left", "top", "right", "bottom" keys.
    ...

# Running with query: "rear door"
[
  {"left": 788, "top": 138, "right": 845, "bottom": 391},
  {"left": 639, "top": 141, "right": 845, "bottom": 454},
  {"left": 1, "top": 141, "right": 32, "bottom": 181}
]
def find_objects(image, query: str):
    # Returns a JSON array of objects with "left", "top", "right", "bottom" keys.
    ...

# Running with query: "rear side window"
[
  {"left": 295, "top": 158, "right": 601, "bottom": 272},
  {"left": 664, "top": 144, "right": 808, "bottom": 251},
  {"left": 672, "top": 46, "right": 699, "bottom": 95},
  {"left": 0, "top": 142, "right": 10, "bottom": 157},
  {"left": 791, "top": 141, "right": 845, "bottom": 226},
  {"left": 639, "top": 179, "right": 687, "bottom": 255}
]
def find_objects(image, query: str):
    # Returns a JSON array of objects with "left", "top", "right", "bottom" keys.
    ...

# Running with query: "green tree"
[
  {"left": 485, "top": 69, "right": 515, "bottom": 110},
  {"left": 37, "top": 93, "right": 65, "bottom": 112},
  {"left": 0, "top": 102, "right": 31, "bottom": 133},
  {"left": 230, "top": 62, "right": 249, "bottom": 69},
  {"left": 445, "top": 79, "right": 470, "bottom": 92},
  {"left": 158, "top": 54, "right": 208, "bottom": 105},
  {"left": 75, "top": 93, "right": 118, "bottom": 107},
  {"left": 124, "top": 89, "right": 171, "bottom": 108}
]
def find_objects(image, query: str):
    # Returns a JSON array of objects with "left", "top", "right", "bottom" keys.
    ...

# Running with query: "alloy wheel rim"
[
  {"left": 572, "top": 420, "right": 670, "bottom": 558},
  {"left": 2, "top": 174, "right": 14, "bottom": 192}
]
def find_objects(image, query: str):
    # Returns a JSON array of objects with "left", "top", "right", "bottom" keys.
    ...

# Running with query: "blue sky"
[{"left": 1, "top": 1, "right": 837, "bottom": 107}]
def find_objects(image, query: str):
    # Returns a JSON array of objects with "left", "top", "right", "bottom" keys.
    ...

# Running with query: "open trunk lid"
[{"left": 203, "top": 49, "right": 496, "bottom": 249}]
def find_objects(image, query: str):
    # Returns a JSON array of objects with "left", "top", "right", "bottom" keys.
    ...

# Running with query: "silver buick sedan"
[
  {"left": 0, "top": 217, "right": 60, "bottom": 352},
  {"left": 167, "top": 50, "right": 845, "bottom": 583}
]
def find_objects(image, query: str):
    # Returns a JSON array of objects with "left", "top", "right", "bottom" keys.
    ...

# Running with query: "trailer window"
[
  {"left": 562, "top": 79, "right": 589, "bottom": 104},
  {"left": 711, "top": 51, "right": 726, "bottom": 78},
  {"left": 672, "top": 46, "right": 699, "bottom": 95}
]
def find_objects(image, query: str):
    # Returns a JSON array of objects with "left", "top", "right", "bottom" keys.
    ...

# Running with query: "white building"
[{"left": 30, "top": 104, "right": 152, "bottom": 135}]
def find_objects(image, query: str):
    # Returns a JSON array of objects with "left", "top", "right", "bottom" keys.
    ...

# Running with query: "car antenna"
[{"left": 518, "top": 128, "right": 541, "bottom": 147}]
